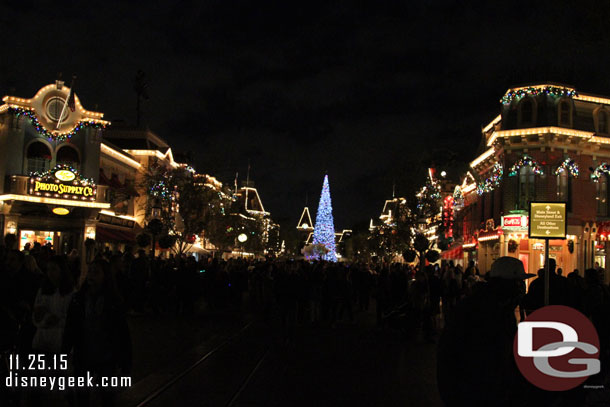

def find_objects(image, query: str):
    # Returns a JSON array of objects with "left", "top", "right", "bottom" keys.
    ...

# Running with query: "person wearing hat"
[
  {"left": 522, "top": 258, "right": 570, "bottom": 313},
  {"left": 437, "top": 256, "right": 534, "bottom": 407}
]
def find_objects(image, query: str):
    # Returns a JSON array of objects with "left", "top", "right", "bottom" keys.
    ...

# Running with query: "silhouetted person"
[
  {"left": 437, "top": 256, "right": 534, "bottom": 406},
  {"left": 566, "top": 269, "right": 586, "bottom": 311},
  {"left": 63, "top": 260, "right": 131, "bottom": 407},
  {"left": 583, "top": 268, "right": 610, "bottom": 378},
  {"left": 32, "top": 257, "right": 74, "bottom": 354},
  {"left": 522, "top": 258, "right": 569, "bottom": 313}
]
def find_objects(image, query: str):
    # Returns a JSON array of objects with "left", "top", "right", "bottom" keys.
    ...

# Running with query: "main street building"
[
  {"left": 0, "top": 81, "right": 116, "bottom": 253},
  {"left": 457, "top": 83, "right": 610, "bottom": 280}
]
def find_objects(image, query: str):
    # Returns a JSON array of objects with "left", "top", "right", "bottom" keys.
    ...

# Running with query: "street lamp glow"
[{"left": 238, "top": 233, "right": 248, "bottom": 243}]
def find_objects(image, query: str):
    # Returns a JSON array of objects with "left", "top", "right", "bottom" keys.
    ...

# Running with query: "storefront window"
[
  {"left": 518, "top": 166, "right": 536, "bottom": 209},
  {"left": 597, "top": 175, "right": 608, "bottom": 217},
  {"left": 20, "top": 230, "right": 54, "bottom": 250},
  {"left": 595, "top": 242, "right": 606, "bottom": 271},
  {"left": 26, "top": 142, "right": 51, "bottom": 173}
]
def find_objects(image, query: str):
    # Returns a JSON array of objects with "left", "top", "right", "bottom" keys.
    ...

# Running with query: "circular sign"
[
  {"left": 45, "top": 97, "right": 70, "bottom": 123},
  {"left": 55, "top": 169, "right": 76, "bottom": 181},
  {"left": 514, "top": 305, "right": 600, "bottom": 391},
  {"left": 238, "top": 233, "right": 248, "bottom": 243},
  {"left": 52, "top": 207, "right": 70, "bottom": 216}
]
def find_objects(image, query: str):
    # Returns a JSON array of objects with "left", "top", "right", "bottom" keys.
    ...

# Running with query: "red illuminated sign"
[{"left": 502, "top": 215, "right": 529, "bottom": 229}]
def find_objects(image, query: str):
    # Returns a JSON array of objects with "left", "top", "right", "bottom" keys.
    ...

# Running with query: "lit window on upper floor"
[
  {"left": 558, "top": 99, "right": 572, "bottom": 127},
  {"left": 518, "top": 166, "right": 537, "bottom": 210},
  {"left": 556, "top": 170, "right": 572, "bottom": 211}
]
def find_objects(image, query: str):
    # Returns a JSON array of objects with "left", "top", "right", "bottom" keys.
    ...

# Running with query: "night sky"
[{"left": 2, "top": 1, "right": 610, "bottom": 233}]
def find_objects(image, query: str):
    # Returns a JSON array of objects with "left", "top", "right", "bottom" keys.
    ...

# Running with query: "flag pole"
[{"left": 56, "top": 75, "right": 75, "bottom": 130}]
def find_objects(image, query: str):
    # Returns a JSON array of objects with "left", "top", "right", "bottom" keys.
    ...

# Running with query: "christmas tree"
[{"left": 312, "top": 174, "right": 338, "bottom": 262}]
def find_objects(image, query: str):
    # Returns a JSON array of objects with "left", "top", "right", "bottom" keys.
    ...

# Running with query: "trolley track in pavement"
[{"left": 133, "top": 319, "right": 272, "bottom": 407}]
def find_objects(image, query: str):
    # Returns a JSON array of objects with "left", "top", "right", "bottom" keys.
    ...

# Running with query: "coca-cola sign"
[{"left": 502, "top": 215, "right": 528, "bottom": 229}]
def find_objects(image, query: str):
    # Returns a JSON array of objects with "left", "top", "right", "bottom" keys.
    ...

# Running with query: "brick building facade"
[{"left": 456, "top": 84, "right": 610, "bottom": 280}]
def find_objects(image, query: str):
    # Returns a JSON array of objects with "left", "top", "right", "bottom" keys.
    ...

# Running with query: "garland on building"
[
  {"left": 500, "top": 86, "right": 577, "bottom": 104},
  {"left": 30, "top": 163, "right": 95, "bottom": 186},
  {"left": 476, "top": 163, "right": 503, "bottom": 195},
  {"left": 554, "top": 158, "right": 579, "bottom": 178},
  {"left": 508, "top": 154, "right": 544, "bottom": 177},
  {"left": 10, "top": 107, "right": 108, "bottom": 142},
  {"left": 442, "top": 196, "right": 454, "bottom": 239},
  {"left": 591, "top": 163, "right": 610, "bottom": 182},
  {"left": 453, "top": 185, "right": 463, "bottom": 201}
]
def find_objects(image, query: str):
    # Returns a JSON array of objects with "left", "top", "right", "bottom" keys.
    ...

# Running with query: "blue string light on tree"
[
  {"left": 554, "top": 158, "right": 579, "bottom": 178},
  {"left": 10, "top": 107, "right": 107, "bottom": 142},
  {"left": 508, "top": 155, "right": 544, "bottom": 177},
  {"left": 311, "top": 174, "right": 338, "bottom": 262},
  {"left": 149, "top": 181, "right": 171, "bottom": 198},
  {"left": 591, "top": 163, "right": 610, "bottom": 182},
  {"left": 476, "top": 163, "right": 503, "bottom": 195},
  {"left": 501, "top": 86, "right": 577, "bottom": 104}
]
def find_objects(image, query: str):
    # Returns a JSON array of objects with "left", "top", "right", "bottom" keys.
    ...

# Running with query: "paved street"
[{"left": 121, "top": 305, "right": 443, "bottom": 407}]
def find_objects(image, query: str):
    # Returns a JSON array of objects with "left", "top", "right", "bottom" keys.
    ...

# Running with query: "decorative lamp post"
[
  {"left": 148, "top": 198, "right": 164, "bottom": 258},
  {"left": 151, "top": 197, "right": 162, "bottom": 219},
  {"left": 238, "top": 232, "right": 248, "bottom": 257}
]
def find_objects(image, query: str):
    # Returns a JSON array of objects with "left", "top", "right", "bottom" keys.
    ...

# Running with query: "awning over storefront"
[
  {"left": 477, "top": 229, "right": 502, "bottom": 242},
  {"left": 96, "top": 226, "right": 135, "bottom": 243},
  {"left": 441, "top": 244, "right": 463, "bottom": 259}
]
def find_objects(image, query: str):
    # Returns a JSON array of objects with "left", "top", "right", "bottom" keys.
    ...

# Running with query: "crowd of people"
[
  {"left": 2, "top": 231, "right": 610, "bottom": 406},
  {"left": 438, "top": 257, "right": 610, "bottom": 407}
]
